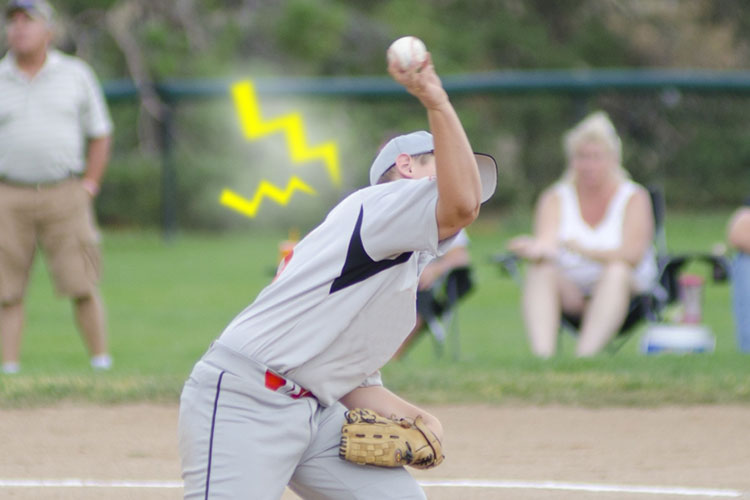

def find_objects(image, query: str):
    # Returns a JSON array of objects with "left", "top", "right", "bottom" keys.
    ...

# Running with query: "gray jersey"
[{"left": 219, "top": 177, "right": 456, "bottom": 406}]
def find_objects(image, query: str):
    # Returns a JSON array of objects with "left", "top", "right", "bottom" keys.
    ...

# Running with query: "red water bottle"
[{"left": 678, "top": 274, "right": 704, "bottom": 324}]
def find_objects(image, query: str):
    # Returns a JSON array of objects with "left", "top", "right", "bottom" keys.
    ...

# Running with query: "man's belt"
[
  {"left": 264, "top": 370, "right": 314, "bottom": 399},
  {"left": 0, "top": 174, "right": 77, "bottom": 189}
]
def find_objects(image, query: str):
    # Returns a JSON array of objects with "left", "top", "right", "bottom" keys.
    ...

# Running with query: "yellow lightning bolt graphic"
[
  {"left": 231, "top": 80, "right": 341, "bottom": 186},
  {"left": 221, "top": 79, "right": 341, "bottom": 218},
  {"left": 220, "top": 176, "right": 316, "bottom": 218}
]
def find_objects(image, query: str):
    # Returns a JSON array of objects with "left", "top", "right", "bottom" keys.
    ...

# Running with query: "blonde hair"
[{"left": 561, "top": 111, "right": 629, "bottom": 183}]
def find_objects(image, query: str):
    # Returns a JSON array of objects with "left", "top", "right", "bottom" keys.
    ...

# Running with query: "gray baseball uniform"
[{"left": 178, "top": 176, "right": 456, "bottom": 499}]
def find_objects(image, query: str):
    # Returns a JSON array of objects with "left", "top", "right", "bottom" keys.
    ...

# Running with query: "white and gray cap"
[
  {"left": 5, "top": 0, "right": 55, "bottom": 23},
  {"left": 369, "top": 130, "right": 497, "bottom": 203}
]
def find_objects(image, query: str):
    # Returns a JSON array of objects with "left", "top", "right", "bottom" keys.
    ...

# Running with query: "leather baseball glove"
[{"left": 339, "top": 408, "right": 444, "bottom": 469}]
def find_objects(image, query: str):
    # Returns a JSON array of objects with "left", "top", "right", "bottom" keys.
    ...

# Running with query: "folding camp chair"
[
  {"left": 493, "top": 185, "right": 729, "bottom": 353},
  {"left": 416, "top": 265, "right": 474, "bottom": 359}
]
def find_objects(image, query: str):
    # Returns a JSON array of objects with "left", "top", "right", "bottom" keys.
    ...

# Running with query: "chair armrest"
[
  {"left": 491, "top": 252, "right": 523, "bottom": 285},
  {"left": 658, "top": 252, "right": 731, "bottom": 305},
  {"left": 444, "top": 266, "right": 474, "bottom": 304}
]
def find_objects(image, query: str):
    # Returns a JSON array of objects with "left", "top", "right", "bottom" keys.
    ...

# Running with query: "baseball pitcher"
[{"left": 178, "top": 44, "right": 497, "bottom": 499}]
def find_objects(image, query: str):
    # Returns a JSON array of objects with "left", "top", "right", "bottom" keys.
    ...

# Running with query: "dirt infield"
[{"left": 1, "top": 403, "right": 748, "bottom": 499}]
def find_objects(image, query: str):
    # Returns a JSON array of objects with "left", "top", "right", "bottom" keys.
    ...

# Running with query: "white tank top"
[{"left": 555, "top": 180, "right": 657, "bottom": 294}]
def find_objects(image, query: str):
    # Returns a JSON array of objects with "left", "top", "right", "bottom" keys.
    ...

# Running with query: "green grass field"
[{"left": 1, "top": 209, "right": 748, "bottom": 408}]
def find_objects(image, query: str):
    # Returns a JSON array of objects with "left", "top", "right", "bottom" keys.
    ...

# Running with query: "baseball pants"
[{"left": 178, "top": 342, "right": 426, "bottom": 500}]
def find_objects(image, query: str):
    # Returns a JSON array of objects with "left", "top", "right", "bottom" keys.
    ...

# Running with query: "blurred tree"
[{"left": 2, "top": 0, "right": 747, "bottom": 228}]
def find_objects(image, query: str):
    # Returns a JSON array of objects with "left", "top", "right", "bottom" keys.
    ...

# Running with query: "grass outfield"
[{"left": 1, "top": 210, "right": 748, "bottom": 407}]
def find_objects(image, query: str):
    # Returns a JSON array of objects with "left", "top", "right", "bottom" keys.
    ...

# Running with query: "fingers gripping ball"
[
  {"left": 387, "top": 36, "right": 427, "bottom": 70},
  {"left": 339, "top": 408, "right": 444, "bottom": 469}
]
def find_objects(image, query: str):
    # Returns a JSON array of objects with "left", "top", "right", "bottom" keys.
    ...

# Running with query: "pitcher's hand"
[{"left": 388, "top": 52, "right": 449, "bottom": 111}]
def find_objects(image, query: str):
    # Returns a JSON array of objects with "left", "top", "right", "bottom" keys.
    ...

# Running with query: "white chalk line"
[
  {"left": 420, "top": 480, "right": 743, "bottom": 497},
  {"left": 0, "top": 478, "right": 743, "bottom": 497},
  {"left": 0, "top": 479, "right": 181, "bottom": 489}
]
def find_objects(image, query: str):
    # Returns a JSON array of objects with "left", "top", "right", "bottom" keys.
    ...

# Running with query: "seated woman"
[
  {"left": 727, "top": 199, "right": 750, "bottom": 352},
  {"left": 508, "top": 111, "right": 657, "bottom": 357}
]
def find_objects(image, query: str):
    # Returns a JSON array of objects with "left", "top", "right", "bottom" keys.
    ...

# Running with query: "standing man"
[
  {"left": 728, "top": 199, "right": 750, "bottom": 352},
  {"left": 0, "top": 0, "right": 113, "bottom": 374},
  {"left": 178, "top": 45, "right": 497, "bottom": 499}
]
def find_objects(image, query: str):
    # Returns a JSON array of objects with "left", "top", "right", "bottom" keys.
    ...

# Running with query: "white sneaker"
[
  {"left": 2, "top": 362, "right": 20, "bottom": 374},
  {"left": 91, "top": 354, "right": 113, "bottom": 371}
]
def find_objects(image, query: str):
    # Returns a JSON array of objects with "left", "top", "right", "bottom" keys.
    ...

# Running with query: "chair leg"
[
  {"left": 426, "top": 316, "right": 447, "bottom": 344},
  {"left": 447, "top": 310, "right": 460, "bottom": 361},
  {"left": 605, "top": 333, "right": 631, "bottom": 354},
  {"left": 444, "top": 278, "right": 462, "bottom": 361},
  {"left": 432, "top": 335, "right": 445, "bottom": 358},
  {"left": 425, "top": 316, "right": 447, "bottom": 358}
]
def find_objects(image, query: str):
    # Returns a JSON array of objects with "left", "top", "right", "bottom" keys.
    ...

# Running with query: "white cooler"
[{"left": 640, "top": 323, "right": 716, "bottom": 354}]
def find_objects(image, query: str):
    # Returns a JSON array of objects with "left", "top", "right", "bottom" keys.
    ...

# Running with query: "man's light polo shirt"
[{"left": 0, "top": 50, "right": 113, "bottom": 183}]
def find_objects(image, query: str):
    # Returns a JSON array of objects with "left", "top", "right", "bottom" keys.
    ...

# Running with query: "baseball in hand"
[{"left": 387, "top": 36, "right": 427, "bottom": 70}]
